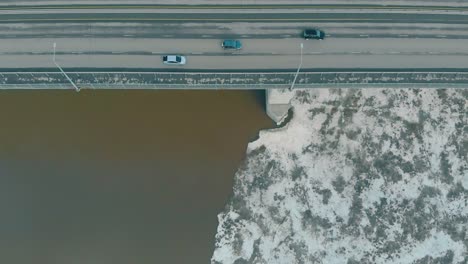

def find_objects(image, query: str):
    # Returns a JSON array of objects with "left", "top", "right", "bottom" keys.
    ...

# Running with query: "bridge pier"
[{"left": 265, "top": 88, "right": 294, "bottom": 124}]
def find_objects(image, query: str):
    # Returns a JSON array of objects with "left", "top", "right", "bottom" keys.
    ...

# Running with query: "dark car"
[
  {"left": 222, "top": 40, "right": 242, "bottom": 50},
  {"left": 303, "top": 29, "right": 325, "bottom": 40}
]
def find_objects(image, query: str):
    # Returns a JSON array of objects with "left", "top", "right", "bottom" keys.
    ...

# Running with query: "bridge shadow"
[{"left": 252, "top": 89, "right": 267, "bottom": 113}]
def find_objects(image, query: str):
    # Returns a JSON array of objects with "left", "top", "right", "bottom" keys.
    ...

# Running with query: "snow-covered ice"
[{"left": 212, "top": 88, "right": 467, "bottom": 264}]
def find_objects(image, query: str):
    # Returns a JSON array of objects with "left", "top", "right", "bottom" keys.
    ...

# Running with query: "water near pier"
[{"left": 0, "top": 90, "right": 272, "bottom": 264}]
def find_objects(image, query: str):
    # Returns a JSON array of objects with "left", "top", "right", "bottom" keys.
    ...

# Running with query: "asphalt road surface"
[{"left": 1, "top": 4, "right": 468, "bottom": 70}]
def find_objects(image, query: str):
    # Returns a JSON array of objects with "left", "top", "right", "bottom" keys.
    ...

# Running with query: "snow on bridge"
[{"left": 0, "top": 70, "right": 468, "bottom": 90}]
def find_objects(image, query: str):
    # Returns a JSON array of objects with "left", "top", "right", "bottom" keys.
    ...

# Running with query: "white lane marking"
[
  {"left": 123, "top": 34, "right": 134, "bottom": 37},
  {"left": 351, "top": 51, "right": 361, "bottom": 54},
  {"left": 241, "top": 35, "right": 249, "bottom": 37},
  {"left": 389, "top": 51, "right": 400, "bottom": 54},
  {"left": 281, "top": 34, "right": 291, "bottom": 37},
  {"left": 111, "top": 51, "right": 124, "bottom": 54},
  {"left": 72, "top": 52, "right": 83, "bottom": 54},
  {"left": 437, "top": 35, "right": 446, "bottom": 38},
  {"left": 399, "top": 34, "right": 409, "bottom": 37},
  {"left": 163, "top": 34, "right": 173, "bottom": 37},
  {"left": 202, "top": 35, "right": 212, "bottom": 37},
  {"left": 83, "top": 34, "right": 93, "bottom": 37},
  {"left": 191, "top": 52, "right": 203, "bottom": 55},
  {"left": 310, "top": 52, "right": 322, "bottom": 54},
  {"left": 359, "top": 34, "right": 369, "bottom": 37}
]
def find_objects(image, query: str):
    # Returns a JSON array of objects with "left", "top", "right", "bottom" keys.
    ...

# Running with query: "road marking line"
[
  {"left": 0, "top": 18, "right": 418, "bottom": 22},
  {"left": 399, "top": 34, "right": 409, "bottom": 37},
  {"left": 359, "top": 34, "right": 369, "bottom": 37},
  {"left": 0, "top": 5, "right": 467, "bottom": 11},
  {"left": 437, "top": 35, "right": 446, "bottom": 37}
]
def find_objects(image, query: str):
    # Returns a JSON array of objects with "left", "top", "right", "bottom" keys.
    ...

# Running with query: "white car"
[{"left": 163, "top": 55, "right": 186, "bottom": 65}]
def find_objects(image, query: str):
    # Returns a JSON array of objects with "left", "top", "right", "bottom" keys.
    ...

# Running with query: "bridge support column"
[{"left": 265, "top": 88, "right": 294, "bottom": 124}]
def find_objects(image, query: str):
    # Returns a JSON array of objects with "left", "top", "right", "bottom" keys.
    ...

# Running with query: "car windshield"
[{"left": 176, "top": 56, "right": 181, "bottom": 62}]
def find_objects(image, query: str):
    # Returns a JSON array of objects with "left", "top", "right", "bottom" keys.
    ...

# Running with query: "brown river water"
[{"left": 0, "top": 90, "right": 273, "bottom": 264}]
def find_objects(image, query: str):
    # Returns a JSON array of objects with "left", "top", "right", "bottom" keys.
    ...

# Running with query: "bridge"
[{"left": 1, "top": 0, "right": 468, "bottom": 121}]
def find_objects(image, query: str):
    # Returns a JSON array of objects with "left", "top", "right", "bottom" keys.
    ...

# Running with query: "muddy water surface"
[{"left": 0, "top": 90, "right": 272, "bottom": 264}]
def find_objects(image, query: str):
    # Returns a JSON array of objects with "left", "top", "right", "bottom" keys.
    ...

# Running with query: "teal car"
[
  {"left": 303, "top": 29, "right": 325, "bottom": 40},
  {"left": 222, "top": 40, "right": 242, "bottom": 50}
]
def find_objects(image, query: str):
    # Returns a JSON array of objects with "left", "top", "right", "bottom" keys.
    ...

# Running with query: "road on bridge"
[{"left": 1, "top": 3, "right": 468, "bottom": 70}]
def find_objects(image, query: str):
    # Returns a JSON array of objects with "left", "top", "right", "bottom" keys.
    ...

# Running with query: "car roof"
[{"left": 165, "top": 55, "right": 184, "bottom": 62}]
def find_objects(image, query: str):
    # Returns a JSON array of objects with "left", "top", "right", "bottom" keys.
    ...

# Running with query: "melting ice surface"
[{"left": 212, "top": 89, "right": 467, "bottom": 264}]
